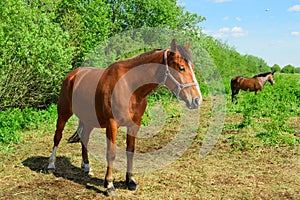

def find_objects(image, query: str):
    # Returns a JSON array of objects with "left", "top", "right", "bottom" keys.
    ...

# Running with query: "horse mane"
[
  {"left": 252, "top": 72, "right": 272, "bottom": 78},
  {"left": 176, "top": 45, "right": 194, "bottom": 63},
  {"left": 119, "top": 44, "right": 193, "bottom": 64},
  {"left": 131, "top": 48, "right": 163, "bottom": 60}
]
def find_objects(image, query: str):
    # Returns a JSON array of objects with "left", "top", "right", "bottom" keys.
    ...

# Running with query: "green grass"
[
  {"left": 225, "top": 73, "right": 300, "bottom": 149},
  {"left": 0, "top": 104, "right": 57, "bottom": 146},
  {"left": 1, "top": 73, "right": 299, "bottom": 151}
]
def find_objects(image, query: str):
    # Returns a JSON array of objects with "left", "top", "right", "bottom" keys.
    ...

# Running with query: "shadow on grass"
[{"left": 22, "top": 156, "right": 127, "bottom": 195}]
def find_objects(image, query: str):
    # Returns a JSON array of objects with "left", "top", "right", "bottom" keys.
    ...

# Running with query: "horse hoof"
[
  {"left": 127, "top": 180, "right": 138, "bottom": 191},
  {"left": 105, "top": 186, "right": 116, "bottom": 196},
  {"left": 82, "top": 167, "right": 93, "bottom": 176},
  {"left": 87, "top": 171, "right": 94, "bottom": 176}
]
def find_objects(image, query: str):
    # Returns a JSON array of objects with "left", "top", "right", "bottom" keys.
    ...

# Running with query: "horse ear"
[
  {"left": 186, "top": 41, "right": 192, "bottom": 49},
  {"left": 171, "top": 39, "right": 177, "bottom": 53}
]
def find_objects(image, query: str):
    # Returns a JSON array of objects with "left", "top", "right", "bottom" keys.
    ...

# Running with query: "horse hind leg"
[
  {"left": 231, "top": 92, "right": 235, "bottom": 102},
  {"left": 231, "top": 89, "right": 239, "bottom": 102},
  {"left": 47, "top": 112, "right": 72, "bottom": 173},
  {"left": 77, "top": 121, "right": 93, "bottom": 175},
  {"left": 231, "top": 79, "right": 239, "bottom": 102}
]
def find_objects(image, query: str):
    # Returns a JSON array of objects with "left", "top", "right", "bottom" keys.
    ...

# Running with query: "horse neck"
[
  {"left": 129, "top": 49, "right": 165, "bottom": 67},
  {"left": 111, "top": 50, "right": 166, "bottom": 98},
  {"left": 258, "top": 75, "right": 270, "bottom": 86}
]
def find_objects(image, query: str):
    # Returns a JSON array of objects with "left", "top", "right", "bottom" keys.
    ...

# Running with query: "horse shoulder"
[{"left": 129, "top": 96, "right": 147, "bottom": 126}]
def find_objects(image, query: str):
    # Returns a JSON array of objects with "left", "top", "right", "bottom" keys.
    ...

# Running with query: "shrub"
[
  {"left": 0, "top": 104, "right": 57, "bottom": 144},
  {"left": 281, "top": 65, "right": 295, "bottom": 74},
  {"left": 0, "top": 0, "right": 73, "bottom": 109},
  {"left": 271, "top": 64, "right": 281, "bottom": 73}
]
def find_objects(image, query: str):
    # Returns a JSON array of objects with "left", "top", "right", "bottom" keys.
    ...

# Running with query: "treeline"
[
  {"left": 271, "top": 64, "right": 300, "bottom": 74},
  {"left": 1, "top": 0, "right": 271, "bottom": 110}
]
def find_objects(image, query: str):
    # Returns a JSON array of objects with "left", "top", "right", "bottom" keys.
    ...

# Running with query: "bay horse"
[
  {"left": 47, "top": 39, "right": 202, "bottom": 196},
  {"left": 231, "top": 72, "right": 275, "bottom": 102}
]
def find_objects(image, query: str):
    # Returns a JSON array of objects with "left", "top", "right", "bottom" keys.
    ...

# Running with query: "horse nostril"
[{"left": 193, "top": 98, "right": 200, "bottom": 106}]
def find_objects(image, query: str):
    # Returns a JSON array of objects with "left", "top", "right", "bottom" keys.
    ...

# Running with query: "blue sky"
[{"left": 179, "top": 0, "right": 300, "bottom": 67}]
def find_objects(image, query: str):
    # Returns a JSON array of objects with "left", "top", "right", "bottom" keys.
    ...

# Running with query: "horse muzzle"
[{"left": 186, "top": 96, "right": 202, "bottom": 109}]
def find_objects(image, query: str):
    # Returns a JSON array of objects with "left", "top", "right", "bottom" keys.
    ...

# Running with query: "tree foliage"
[
  {"left": 271, "top": 64, "right": 281, "bottom": 73},
  {"left": 0, "top": 0, "right": 73, "bottom": 109},
  {"left": 281, "top": 65, "right": 295, "bottom": 74}
]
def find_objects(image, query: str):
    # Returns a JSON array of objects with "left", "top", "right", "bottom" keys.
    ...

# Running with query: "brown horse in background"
[
  {"left": 47, "top": 39, "right": 202, "bottom": 196},
  {"left": 231, "top": 72, "right": 275, "bottom": 102}
]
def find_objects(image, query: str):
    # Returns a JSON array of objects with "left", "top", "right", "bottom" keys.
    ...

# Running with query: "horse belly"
[
  {"left": 72, "top": 67, "right": 104, "bottom": 128},
  {"left": 239, "top": 79, "right": 254, "bottom": 91}
]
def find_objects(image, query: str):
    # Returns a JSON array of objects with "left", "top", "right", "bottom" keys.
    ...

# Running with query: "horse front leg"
[
  {"left": 104, "top": 119, "right": 118, "bottom": 196},
  {"left": 126, "top": 125, "right": 139, "bottom": 191}
]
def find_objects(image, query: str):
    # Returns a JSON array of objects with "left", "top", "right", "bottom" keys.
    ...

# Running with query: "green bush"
[
  {"left": 0, "top": 104, "right": 57, "bottom": 144},
  {"left": 281, "top": 64, "right": 295, "bottom": 74},
  {"left": 271, "top": 64, "right": 281, "bottom": 73},
  {"left": 0, "top": 0, "right": 73, "bottom": 109},
  {"left": 53, "top": 0, "right": 113, "bottom": 68}
]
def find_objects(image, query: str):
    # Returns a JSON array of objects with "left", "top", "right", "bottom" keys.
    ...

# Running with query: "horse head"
[
  {"left": 162, "top": 39, "right": 202, "bottom": 109},
  {"left": 268, "top": 72, "right": 275, "bottom": 85}
]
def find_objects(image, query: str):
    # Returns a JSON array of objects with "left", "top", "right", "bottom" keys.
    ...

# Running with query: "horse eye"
[{"left": 179, "top": 66, "right": 185, "bottom": 72}]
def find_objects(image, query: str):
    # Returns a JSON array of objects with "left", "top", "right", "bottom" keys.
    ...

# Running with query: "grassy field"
[{"left": 0, "top": 73, "right": 299, "bottom": 199}]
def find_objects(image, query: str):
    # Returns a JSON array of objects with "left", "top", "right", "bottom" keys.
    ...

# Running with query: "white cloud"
[
  {"left": 202, "top": 29, "right": 212, "bottom": 34},
  {"left": 206, "top": 26, "right": 247, "bottom": 39},
  {"left": 231, "top": 27, "right": 247, "bottom": 37},
  {"left": 219, "top": 27, "right": 230, "bottom": 33},
  {"left": 222, "top": 16, "right": 230, "bottom": 21},
  {"left": 288, "top": 5, "right": 300, "bottom": 12},
  {"left": 235, "top": 17, "right": 242, "bottom": 22},
  {"left": 291, "top": 31, "right": 300, "bottom": 36}
]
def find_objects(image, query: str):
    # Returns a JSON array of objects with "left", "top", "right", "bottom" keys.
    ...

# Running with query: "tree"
[
  {"left": 105, "top": 0, "right": 205, "bottom": 32},
  {"left": 54, "top": 0, "right": 114, "bottom": 68},
  {"left": 0, "top": 0, "right": 73, "bottom": 109},
  {"left": 271, "top": 64, "right": 281, "bottom": 73},
  {"left": 281, "top": 65, "right": 295, "bottom": 74},
  {"left": 295, "top": 67, "right": 300, "bottom": 73}
]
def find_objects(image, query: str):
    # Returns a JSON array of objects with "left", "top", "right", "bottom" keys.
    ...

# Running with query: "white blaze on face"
[{"left": 188, "top": 61, "right": 202, "bottom": 102}]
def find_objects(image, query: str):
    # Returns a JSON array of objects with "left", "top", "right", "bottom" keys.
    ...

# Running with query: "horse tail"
[
  {"left": 68, "top": 131, "right": 81, "bottom": 143},
  {"left": 231, "top": 76, "right": 241, "bottom": 102},
  {"left": 230, "top": 76, "right": 239, "bottom": 90},
  {"left": 67, "top": 120, "right": 84, "bottom": 143}
]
